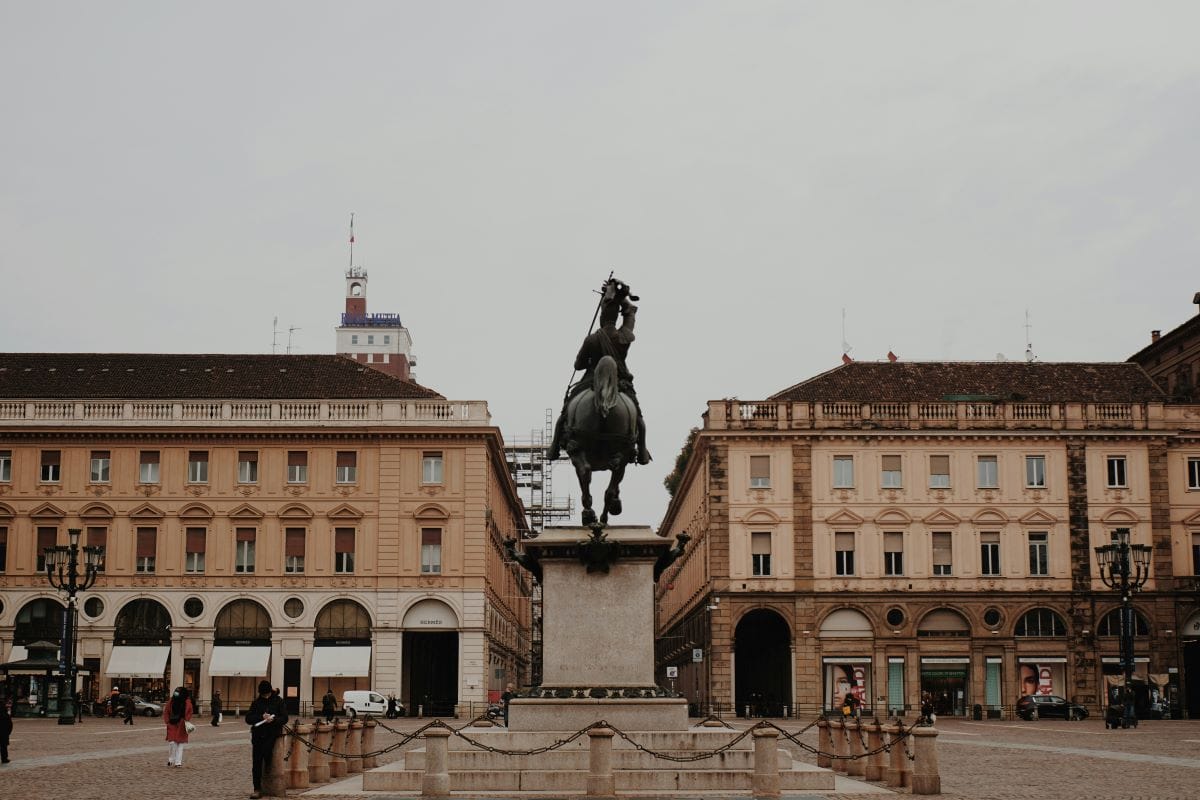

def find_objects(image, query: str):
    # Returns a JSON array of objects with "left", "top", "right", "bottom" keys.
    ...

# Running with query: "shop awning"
[
  {"left": 310, "top": 646, "right": 371, "bottom": 677},
  {"left": 106, "top": 646, "right": 170, "bottom": 678},
  {"left": 7, "top": 645, "right": 28, "bottom": 662},
  {"left": 209, "top": 646, "right": 271, "bottom": 677}
]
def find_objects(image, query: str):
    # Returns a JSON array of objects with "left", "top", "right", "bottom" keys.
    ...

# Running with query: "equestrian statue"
[{"left": 547, "top": 276, "right": 651, "bottom": 528}]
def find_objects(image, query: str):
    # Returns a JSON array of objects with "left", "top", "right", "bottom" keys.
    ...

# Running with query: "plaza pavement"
[{"left": 1, "top": 713, "right": 1198, "bottom": 800}]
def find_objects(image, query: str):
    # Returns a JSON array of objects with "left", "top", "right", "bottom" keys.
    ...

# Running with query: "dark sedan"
[{"left": 1016, "top": 694, "right": 1088, "bottom": 721}]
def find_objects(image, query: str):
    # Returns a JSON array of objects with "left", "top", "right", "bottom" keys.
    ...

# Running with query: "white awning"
[
  {"left": 310, "top": 646, "right": 371, "bottom": 678},
  {"left": 106, "top": 646, "right": 170, "bottom": 678},
  {"left": 8, "top": 645, "right": 28, "bottom": 662},
  {"left": 209, "top": 646, "right": 271, "bottom": 677},
  {"left": 1019, "top": 657, "right": 1067, "bottom": 664},
  {"left": 822, "top": 656, "right": 872, "bottom": 664}
]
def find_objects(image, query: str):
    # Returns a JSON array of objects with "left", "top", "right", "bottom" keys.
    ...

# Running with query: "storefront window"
[{"left": 825, "top": 661, "right": 871, "bottom": 712}]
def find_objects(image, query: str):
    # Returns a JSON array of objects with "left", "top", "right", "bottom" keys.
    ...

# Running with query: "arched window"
[
  {"left": 1015, "top": 608, "right": 1066, "bottom": 637},
  {"left": 15, "top": 598, "right": 65, "bottom": 645},
  {"left": 114, "top": 599, "right": 172, "bottom": 645},
  {"left": 1097, "top": 608, "right": 1150, "bottom": 637},
  {"left": 917, "top": 608, "right": 971, "bottom": 638},
  {"left": 315, "top": 599, "right": 372, "bottom": 641},
  {"left": 214, "top": 599, "right": 271, "bottom": 642}
]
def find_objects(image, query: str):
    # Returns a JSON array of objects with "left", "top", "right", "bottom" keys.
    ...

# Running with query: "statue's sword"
[{"left": 561, "top": 269, "right": 614, "bottom": 403}]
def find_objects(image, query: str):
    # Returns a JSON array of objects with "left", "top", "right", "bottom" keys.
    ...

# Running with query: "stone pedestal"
[{"left": 508, "top": 526, "right": 688, "bottom": 732}]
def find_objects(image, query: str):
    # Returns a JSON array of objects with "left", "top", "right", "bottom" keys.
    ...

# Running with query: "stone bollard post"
[
  {"left": 362, "top": 719, "right": 378, "bottom": 769},
  {"left": 422, "top": 727, "right": 452, "bottom": 797},
  {"left": 263, "top": 734, "right": 289, "bottom": 797},
  {"left": 885, "top": 723, "right": 911, "bottom": 789},
  {"left": 586, "top": 726, "right": 616, "bottom": 797},
  {"left": 329, "top": 719, "right": 349, "bottom": 778},
  {"left": 865, "top": 720, "right": 886, "bottom": 782},
  {"left": 289, "top": 723, "right": 312, "bottom": 789},
  {"left": 910, "top": 726, "right": 941, "bottom": 795},
  {"left": 846, "top": 720, "right": 866, "bottom": 777},
  {"left": 831, "top": 720, "right": 848, "bottom": 773},
  {"left": 816, "top": 719, "right": 832, "bottom": 769},
  {"left": 308, "top": 722, "right": 332, "bottom": 784},
  {"left": 346, "top": 719, "right": 364, "bottom": 773},
  {"left": 751, "top": 727, "right": 781, "bottom": 799}
]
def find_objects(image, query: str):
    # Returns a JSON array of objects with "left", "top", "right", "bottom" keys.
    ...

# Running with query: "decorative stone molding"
[{"left": 135, "top": 483, "right": 161, "bottom": 497}]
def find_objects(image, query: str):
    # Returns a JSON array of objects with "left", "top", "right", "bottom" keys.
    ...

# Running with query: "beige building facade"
[
  {"left": 656, "top": 361, "right": 1200, "bottom": 720},
  {"left": 0, "top": 353, "right": 532, "bottom": 716}
]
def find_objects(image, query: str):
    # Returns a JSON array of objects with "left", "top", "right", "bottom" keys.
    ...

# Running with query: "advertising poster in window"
[
  {"left": 1017, "top": 661, "right": 1065, "bottom": 698},
  {"left": 826, "top": 662, "right": 871, "bottom": 710}
]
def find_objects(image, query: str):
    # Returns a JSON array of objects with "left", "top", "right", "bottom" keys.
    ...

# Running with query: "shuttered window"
[
  {"left": 139, "top": 451, "right": 160, "bottom": 483},
  {"left": 87, "top": 526, "right": 107, "bottom": 572},
  {"left": 37, "top": 527, "right": 57, "bottom": 571},
  {"left": 336, "top": 451, "right": 357, "bottom": 484},
  {"left": 929, "top": 455, "right": 950, "bottom": 488},
  {"left": 932, "top": 532, "right": 952, "bottom": 575},
  {"left": 187, "top": 451, "right": 208, "bottom": 483},
  {"left": 235, "top": 528, "right": 255, "bottom": 574},
  {"left": 285, "top": 527, "right": 306, "bottom": 573},
  {"left": 41, "top": 450, "right": 61, "bottom": 482},
  {"left": 90, "top": 450, "right": 111, "bottom": 482},
  {"left": 749, "top": 455, "right": 770, "bottom": 488},
  {"left": 835, "top": 531, "right": 855, "bottom": 576},
  {"left": 238, "top": 451, "right": 258, "bottom": 483},
  {"left": 136, "top": 527, "right": 157, "bottom": 573},
  {"left": 980, "top": 531, "right": 1001, "bottom": 576},
  {"left": 335, "top": 528, "right": 355, "bottom": 573},
  {"left": 751, "top": 532, "right": 771, "bottom": 576},
  {"left": 421, "top": 528, "right": 442, "bottom": 574},
  {"left": 881, "top": 455, "right": 902, "bottom": 488},
  {"left": 0, "top": 526, "right": 7, "bottom": 572},
  {"left": 287, "top": 451, "right": 308, "bottom": 483},
  {"left": 185, "top": 527, "right": 206, "bottom": 573},
  {"left": 883, "top": 532, "right": 903, "bottom": 576},
  {"left": 422, "top": 452, "right": 444, "bottom": 484}
]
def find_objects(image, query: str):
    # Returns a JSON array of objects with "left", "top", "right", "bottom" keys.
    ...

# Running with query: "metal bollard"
[
  {"left": 362, "top": 719, "right": 378, "bottom": 769},
  {"left": 586, "top": 726, "right": 616, "bottom": 797},
  {"left": 308, "top": 722, "right": 332, "bottom": 783},
  {"left": 752, "top": 727, "right": 781, "bottom": 798},
  {"left": 816, "top": 719, "right": 832, "bottom": 769},
  {"left": 263, "top": 734, "right": 289, "bottom": 797},
  {"left": 831, "top": 720, "right": 848, "bottom": 773},
  {"left": 885, "top": 723, "right": 910, "bottom": 788},
  {"left": 865, "top": 720, "right": 886, "bottom": 782},
  {"left": 910, "top": 726, "right": 941, "bottom": 795},
  {"left": 346, "top": 719, "right": 363, "bottom": 773},
  {"left": 846, "top": 720, "right": 866, "bottom": 777},
  {"left": 329, "top": 719, "right": 349, "bottom": 778},
  {"left": 422, "top": 727, "right": 452, "bottom": 797},
  {"left": 289, "top": 723, "right": 311, "bottom": 790}
]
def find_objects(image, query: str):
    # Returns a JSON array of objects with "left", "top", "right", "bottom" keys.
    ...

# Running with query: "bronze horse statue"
[{"left": 564, "top": 353, "right": 638, "bottom": 527}]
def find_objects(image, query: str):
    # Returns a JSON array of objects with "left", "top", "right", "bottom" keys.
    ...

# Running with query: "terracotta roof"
[
  {"left": 0, "top": 353, "right": 443, "bottom": 400},
  {"left": 768, "top": 362, "right": 1165, "bottom": 404},
  {"left": 1128, "top": 312, "right": 1200, "bottom": 364}
]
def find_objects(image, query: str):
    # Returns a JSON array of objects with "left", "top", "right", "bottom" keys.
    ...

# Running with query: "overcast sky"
[{"left": 1, "top": 2, "right": 1197, "bottom": 526}]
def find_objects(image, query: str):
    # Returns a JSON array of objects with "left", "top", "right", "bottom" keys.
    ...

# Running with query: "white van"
[{"left": 341, "top": 690, "right": 388, "bottom": 717}]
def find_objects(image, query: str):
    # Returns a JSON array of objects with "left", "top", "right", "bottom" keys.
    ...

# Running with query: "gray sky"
[{"left": 1, "top": 2, "right": 1197, "bottom": 525}]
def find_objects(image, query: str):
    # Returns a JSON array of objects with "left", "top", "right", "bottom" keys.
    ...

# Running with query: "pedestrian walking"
[
  {"left": 163, "top": 687, "right": 194, "bottom": 767},
  {"left": 74, "top": 691, "right": 84, "bottom": 723},
  {"left": 501, "top": 683, "right": 516, "bottom": 727},
  {"left": 122, "top": 693, "right": 135, "bottom": 725},
  {"left": 247, "top": 680, "right": 288, "bottom": 799},
  {"left": 1, "top": 696, "right": 13, "bottom": 764},
  {"left": 211, "top": 690, "right": 223, "bottom": 727},
  {"left": 321, "top": 689, "right": 336, "bottom": 723}
]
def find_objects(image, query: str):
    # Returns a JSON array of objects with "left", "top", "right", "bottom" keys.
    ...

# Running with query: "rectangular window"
[
  {"left": 977, "top": 455, "right": 998, "bottom": 489},
  {"left": 883, "top": 532, "right": 904, "bottom": 576},
  {"left": 336, "top": 451, "right": 358, "bottom": 484},
  {"left": 185, "top": 527, "right": 206, "bottom": 573},
  {"left": 41, "top": 450, "right": 61, "bottom": 482},
  {"left": 834, "top": 531, "right": 855, "bottom": 576},
  {"left": 37, "top": 526, "right": 57, "bottom": 571},
  {"left": 287, "top": 451, "right": 308, "bottom": 484},
  {"left": 422, "top": 451, "right": 444, "bottom": 484},
  {"left": 980, "top": 531, "right": 1001, "bottom": 576},
  {"left": 421, "top": 527, "right": 442, "bottom": 574},
  {"left": 351, "top": 334, "right": 358, "bottom": 345},
  {"left": 136, "top": 527, "right": 157, "bottom": 573},
  {"left": 384, "top": 335, "right": 391, "bottom": 344},
  {"left": 1193, "top": 532, "right": 1200, "bottom": 576},
  {"left": 187, "top": 451, "right": 209, "bottom": 483},
  {"left": 1029, "top": 531, "right": 1049, "bottom": 575},
  {"left": 0, "top": 526, "right": 6, "bottom": 572},
  {"left": 139, "top": 450, "right": 160, "bottom": 483},
  {"left": 881, "top": 455, "right": 903, "bottom": 488},
  {"left": 235, "top": 528, "right": 256, "bottom": 573},
  {"left": 238, "top": 451, "right": 258, "bottom": 483},
  {"left": 335, "top": 527, "right": 356, "bottom": 573},
  {"left": 87, "top": 526, "right": 107, "bottom": 572},
  {"left": 1025, "top": 455, "right": 1046, "bottom": 488},
  {"left": 833, "top": 456, "right": 854, "bottom": 488},
  {"left": 749, "top": 455, "right": 771, "bottom": 489},
  {"left": 932, "top": 532, "right": 953, "bottom": 576},
  {"left": 929, "top": 455, "right": 950, "bottom": 488},
  {"left": 1190, "top": 458, "right": 1200, "bottom": 490},
  {"left": 90, "top": 450, "right": 111, "bottom": 483},
  {"left": 1106, "top": 456, "right": 1127, "bottom": 488},
  {"left": 751, "top": 531, "right": 772, "bottom": 576},
  {"left": 284, "top": 527, "right": 305, "bottom": 573},
  {"left": 367, "top": 335, "right": 375, "bottom": 345},
  {"left": 0, "top": 450, "right": 10, "bottom": 482}
]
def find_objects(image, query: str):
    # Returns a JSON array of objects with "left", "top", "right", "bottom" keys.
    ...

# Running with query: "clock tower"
[{"left": 335, "top": 266, "right": 415, "bottom": 381}]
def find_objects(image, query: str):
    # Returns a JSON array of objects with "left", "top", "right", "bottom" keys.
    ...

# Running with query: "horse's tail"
[{"left": 594, "top": 356, "right": 619, "bottom": 418}]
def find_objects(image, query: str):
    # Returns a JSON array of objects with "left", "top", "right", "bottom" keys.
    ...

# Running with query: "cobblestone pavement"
[{"left": 1, "top": 713, "right": 1198, "bottom": 799}]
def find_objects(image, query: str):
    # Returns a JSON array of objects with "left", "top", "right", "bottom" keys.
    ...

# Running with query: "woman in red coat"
[{"left": 162, "top": 687, "right": 194, "bottom": 767}]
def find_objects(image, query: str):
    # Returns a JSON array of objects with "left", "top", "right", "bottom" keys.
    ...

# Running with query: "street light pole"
[
  {"left": 1094, "top": 527, "right": 1152, "bottom": 730},
  {"left": 44, "top": 528, "right": 104, "bottom": 725}
]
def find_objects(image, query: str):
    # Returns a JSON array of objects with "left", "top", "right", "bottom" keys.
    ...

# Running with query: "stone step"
[
  {"left": 405, "top": 746, "right": 791, "bottom": 771},
  {"left": 449, "top": 727, "right": 755, "bottom": 752}
]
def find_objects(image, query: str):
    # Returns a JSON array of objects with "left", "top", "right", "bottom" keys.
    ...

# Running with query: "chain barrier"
[
  {"left": 760, "top": 719, "right": 914, "bottom": 762},
  {"left": 900, "top": 720, "right": 916, "bottom": 761}
]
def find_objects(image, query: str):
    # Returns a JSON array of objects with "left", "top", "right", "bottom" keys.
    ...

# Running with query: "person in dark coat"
[
  {"left": 1, "top": 696, "right": 13, "bottom": 763},
  {"left": 246, "top": 680, "right": 288, "bottom": 799},
  {"left": 122, "top": 693, "right": 135, "bottom": 725},
  {"left": 210, "top": 690, "right": 223, "bottom": 727},
  {"left": 321, "top": 689, "right": 336, "bottom": 723},
  {"left": 163, "top": 687, "right": 194, "bottom": 767}
]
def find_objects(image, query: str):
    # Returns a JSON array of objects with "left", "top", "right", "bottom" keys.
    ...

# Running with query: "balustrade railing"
[{"left": 182, "top": 403, "right": 222, "bottom": 420}]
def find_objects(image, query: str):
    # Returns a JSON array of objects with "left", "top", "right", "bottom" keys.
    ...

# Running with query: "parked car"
[
  {"left": 341, "top": 690, "right": 388, "bottom": 717},
  {"left": 1016, "top": 694, "right": 1088, "bottom": 721},
  {"left": 130, "top": 695, "right": 163, "bottom": 717}
]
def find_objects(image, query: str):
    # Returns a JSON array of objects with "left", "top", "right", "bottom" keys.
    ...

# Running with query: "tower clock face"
[{"left": 350, "top": 282, "right": 363, "bottom": 296}]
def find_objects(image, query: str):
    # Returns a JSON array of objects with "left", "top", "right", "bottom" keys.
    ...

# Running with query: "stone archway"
[{"left": 734, "top": 608, "right": 791, "bottom": 717}]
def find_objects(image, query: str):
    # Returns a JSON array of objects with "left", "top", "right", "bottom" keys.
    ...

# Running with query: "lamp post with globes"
[
  {"left": 43, "top": 527, "right": 104, "bottom": 725},
  {"left": 1094, "top": 527, "right": 1152, "bottom": 729}
]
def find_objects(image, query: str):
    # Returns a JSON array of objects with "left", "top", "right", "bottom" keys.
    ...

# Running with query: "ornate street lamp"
[
  {"left": 44, "top": 528, "right": 104, "bottom": 725},
  {"left": 1094, "top": 527, "right": 1152, "bottom": 729}
]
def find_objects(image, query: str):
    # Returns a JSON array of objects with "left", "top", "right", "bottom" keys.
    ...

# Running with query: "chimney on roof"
[
  {"left": 1151, "top": 330, "right": 1161, "bottom": 343},
  {"left": 1194, "top": 291, "right": 1200, "bottom": 312},
  {"left": 841, "top": 353, "right": 853, "bottom": 365},
  {"left": 887, "top": 351, "right": 898, "bottom": 362}
]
